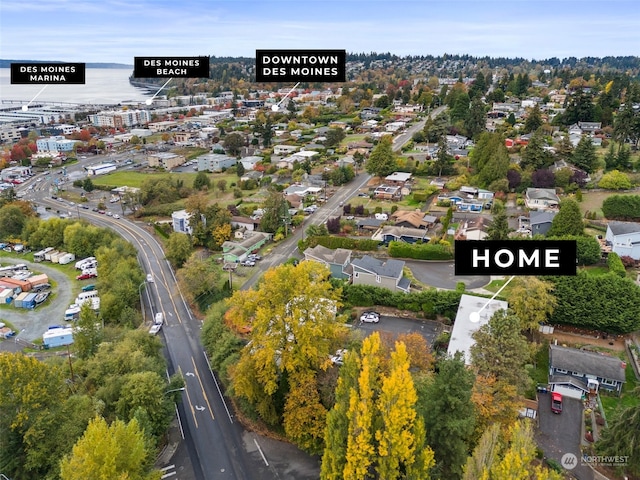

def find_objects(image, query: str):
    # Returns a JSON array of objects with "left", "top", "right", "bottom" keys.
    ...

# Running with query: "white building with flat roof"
[{"left": 447, "top": 294, "right": 509, "bottom": 365}]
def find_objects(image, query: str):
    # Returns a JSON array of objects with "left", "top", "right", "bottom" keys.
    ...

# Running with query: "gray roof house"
[
  {"left": 530, "top": 210, "right": 557, "bottom": 236},
  {"left": 605, "top": 221, "right": 640, "bottom": 260},
  {"left": 525, "top": 188, "right": 560, "bottom": 211},
  {"left": 350, "top": 255, "right": 410, "bottom": 292},
  {"left": 549, "top": 344, "right": 626, "bottom": 397},
  {"left": 303, "top": 245, "right": 352, "bottom": 280}
]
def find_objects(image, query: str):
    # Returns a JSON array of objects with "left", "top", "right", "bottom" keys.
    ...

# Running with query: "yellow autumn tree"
[
  {"left": 60, "top": 416, "right": 160, "bottom": 480},
  {"left": 471, "top": 374, "right": 520, "bottom": 441},
  {"left": 344, "top": 334, "right": 380, "bottom": 480},
  {"left": 507, "top": 277, "right": 556, "bottom": 332},
  {"left": 229, "top": 261, "right": 344, "bottom": 445},
  {"left": 376, "top": 341, "right": 434, "bottom": 479}
]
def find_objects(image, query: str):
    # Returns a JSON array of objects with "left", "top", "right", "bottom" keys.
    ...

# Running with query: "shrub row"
[
  {"left": 602, "top": 195, "right": 640, "bottom": 220},
  {"left": 388, "top": 241, "right": 454, "bottom": 260},
  {"left": 298, "top": 235, "right": 380, "bottom": 252}
]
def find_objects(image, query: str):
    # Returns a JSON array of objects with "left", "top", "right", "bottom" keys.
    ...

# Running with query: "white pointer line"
[
  {"left": 274, "top": 82, "right": 300, "bottom": 110},
  {"left": 146, "top": 78, "right": 173, "bottom": 105},
  {"left": 472, "top": 275, "right": 516, "bottom": 322},
  {"left": 22, "top": 85, "right": 49, "bottom": 111}
]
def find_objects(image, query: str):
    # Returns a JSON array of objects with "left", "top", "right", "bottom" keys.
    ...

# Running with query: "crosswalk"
[{"left": 160, "top": 464, "right": 177, "bottom": 479}]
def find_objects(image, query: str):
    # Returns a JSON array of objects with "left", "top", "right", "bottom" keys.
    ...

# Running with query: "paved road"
[{"left": 29, "top": 196, "right": 319, "bottom": 480}]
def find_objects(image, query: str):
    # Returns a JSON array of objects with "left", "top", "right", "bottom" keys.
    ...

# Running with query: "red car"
[
  {"left": 551, "top": 392, "right": 563, "bottom": 414},
  {"left": 76, "top": 272, "right": 97, "bottom": 280}
]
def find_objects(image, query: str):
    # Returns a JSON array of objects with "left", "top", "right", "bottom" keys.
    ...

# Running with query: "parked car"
[
  {"left": 240, "top": 260, "right": 256, "bottom": 267},
  {"left": 331, "top": 348, "right": 348, "bottom": 365},
  {"left": 360, "top": 311, "right": 380, "bottom": 323},
  {"left": 98, "top": 210, "right": 106, "bottom": 214},
  {"left": 149, "top": 324, "right": 162, "bottom": 335},
  {"left": 247, "top": 254, "right": 262, "bottom": 261},
  {"left": 77, "top": 272, "right": 97, "bottom": 280},
  {"left": 154, "top": 312, "right": 164, "bottom": 325},
  {"left": 113, "top": 214, "right": 120, "bottom": 219},
  {"left": 92, "top": 207, "right": 99, "bottom": 212},
  {"left": 551, "top": 392, "right": 563, "bottom": 414},
  {"left": 81, "top": 284, "right": 96, "bottom": 292}
]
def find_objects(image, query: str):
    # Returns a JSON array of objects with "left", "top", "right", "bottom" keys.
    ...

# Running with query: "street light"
[{"left": 165, "top": 387, "right": 185, "bottom": 395}]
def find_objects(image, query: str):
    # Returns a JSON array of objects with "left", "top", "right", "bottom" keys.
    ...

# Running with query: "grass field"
[
  {"left": 579, "top": 190, "right": 640, "bottom": 218},
  {"left": 340, "top": 134, "right": 368, "bottom": 146}
]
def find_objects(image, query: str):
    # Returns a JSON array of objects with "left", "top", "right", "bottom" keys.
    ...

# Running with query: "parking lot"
[{"left": 355, "top": 314, "right": 442, "bottom": 347}]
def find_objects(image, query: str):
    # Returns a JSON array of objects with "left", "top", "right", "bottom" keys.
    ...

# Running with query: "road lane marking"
[
  {"left": 178, "top": 366, "right": 198, "bottom": 429},
  {"left": 191, "top": 356, "right": 215, "bottom": 420},
  {"left": 203, "top": 351, "right": 234, "bottom": 423}
]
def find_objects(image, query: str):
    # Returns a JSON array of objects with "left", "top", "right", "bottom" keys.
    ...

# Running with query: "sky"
[{"left": 1, "top": 0, "right": 639, "bottom": 64}]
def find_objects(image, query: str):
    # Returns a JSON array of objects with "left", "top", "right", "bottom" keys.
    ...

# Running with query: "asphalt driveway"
[
  {"left": 405, "top": 260, "right": 490, "bottom": 290},
  {"left": 535, "top": 394, "right": 594, "bottom": 480}
]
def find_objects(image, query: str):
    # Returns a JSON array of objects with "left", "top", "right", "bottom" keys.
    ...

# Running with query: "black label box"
[
  {"left": 133, "top": 57, "right": 210, "bottom": 78},
  {"left": 11, "top": 63, "right": 86, "bottom": 84},
  {"left": 256, "top": 50, "right": 346, "bottom": 83},
  {"left": 454, "top": 240, "right": 577, "bottom": 276}
]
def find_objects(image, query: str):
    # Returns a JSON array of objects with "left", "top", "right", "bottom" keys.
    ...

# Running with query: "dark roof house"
[{"left": 351, "top": 255, "right": 410, "bottom": 292}]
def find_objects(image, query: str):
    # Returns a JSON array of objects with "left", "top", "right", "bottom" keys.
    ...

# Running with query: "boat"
[{"left": 34, "top": 291, "right": 49, "bottom": 304}]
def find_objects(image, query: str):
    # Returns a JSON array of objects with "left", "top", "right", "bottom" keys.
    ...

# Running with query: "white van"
[
  {"left": 75, "top": 257, "right": 96, "bottom": 270},
  {"left": 76, "top": 290, "right": 99, "bottom": 303},
  {"left": 154, "top": 312, "right": 164, "bottom": 325},
  {"left": 374, "top": 213, "right": 388, "bottom": 221}
]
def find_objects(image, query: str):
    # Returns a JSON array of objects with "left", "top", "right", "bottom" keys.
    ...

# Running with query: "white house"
[
  {"left": 525, "top": 188, "right": 560, "bottom": 211},
  {"left": 605, "top": 221, "right": 640, "bottom": 260},
  {"left": 447, "top": 294, "right": 509, "bottom": 365},
  {"left": 172, "top": 210, "right": 194, "bottom": 234}
]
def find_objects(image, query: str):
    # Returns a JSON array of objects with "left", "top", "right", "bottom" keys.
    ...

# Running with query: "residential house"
[
  {"left": 273, "top": 145, "right": 300, "bottom": 155},
  {"left": 530, "top": 210, "right": 557, "bottom": 236},
  {"left": 384, "top": 172, "right": 413, "bottom": 186},
  {"left": 303, "top": 245, "right": 352, "bottom": 280},
  {"left": 356, "top": 218, "right": 385, "bottom": 232},
  {"left": 525, "top": 188, "right": 560, "bottom": 211},
  {"left": 577, "top": 121, "right": 602, "bottom": 134},
  {"left": 374, "top": 184, "right": 402, "bottom": 201},
  {"left": 221, "top": 231, "right": 272, "bottom": 262},
  {"left": 230, "top": 216, "right": 258, "bottom": 232},
  {"left": 457, "top": 199, "right": 484, "bottom": 213},
  {"left": 455, "top": 218, "right": 487, "bottom": 240},
  {"left": 605, "top": 221, "right": 640, "bottom": 260},
  {"left": 240, "top": 156, "right": 262, "bottom": 171},
  {"left": 240, "top": 170, "right": 263, "bottom": 183},
  {"left": 549, "top": 344, "right": 626, "bottom": 397},
  {"left": 447, "top": 294, "right": 509, "bottom": 365},
  {"left": 148, "top": 152, "right": 187, "bottom": 170},
  {"left": 350, "top": 255, "right": 410, "bottom": 292},
  {"left": 197, "top": 153, "right": 237, "bottom": 172},
  {"left": 336, "top": 155, "right": 356, "bottom": 168},
  {"left": 172, "top": 210, "right": 195, "bottom": 235},
  {"left": 375, "top": 226, "right": 429, "bottom": 244},
  {"left": 360, "top": 107, "right": 382, "bottom": 119},
  {"left": 391, "top": 210, "right": 429, "bottom": 229}
]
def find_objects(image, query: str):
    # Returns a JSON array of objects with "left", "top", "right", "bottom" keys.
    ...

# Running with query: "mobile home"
[{"left": 43, "top": 327, "right": 74, "bottom": 348}]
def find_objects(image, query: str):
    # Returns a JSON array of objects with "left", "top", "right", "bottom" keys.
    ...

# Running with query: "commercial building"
[
  {"left": 88, "top": 109, "right": 151, "bottom": 128},
  {"left": 148, "top": 152, "right": 186, "bottom": 170}
]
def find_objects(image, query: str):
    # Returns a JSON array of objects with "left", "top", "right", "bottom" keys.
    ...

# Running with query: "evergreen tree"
[
  {"left": 74, "top": 303, "right": 102, "bottom": 360},
  {"left": 470, "top": 310, "right": 533, "bottom": 395},
  {"left": 464, "top": 98, "right": 486, "bottom": 139},
  {"left": 572, "top": 136, "right": 598, "bottom": 173},
  {"left": 476, "top": 136, "right": 510, "bottom": 187},
  {"left": 433, "top": 136, "right": 454, "bottom": 177},
  {"left": 365, "top": 136, "right": 398, "bottom": 178},
  {"left": 523, "top": 104, "right": 543, "bottom": 133},
  {"left": 520, "top": 129, "right": 552, "bottom": 171},
  {"left": 547, "top": 198, "right": 584, "bottom": 236},
  {"left": 557, "top": 135, "right": 576, "bottom": 165},
  {"left": 604, "top": 142, "right": 618, "bottom": 171},
  {"left": 486, "top": 202, "right": 511, "bottom": 240},
  {"left": 420, "top": 352, "right": 476, "bottom": 480},
  {"left": 617, "top": 144, "right": 632, "bottom": 171}
]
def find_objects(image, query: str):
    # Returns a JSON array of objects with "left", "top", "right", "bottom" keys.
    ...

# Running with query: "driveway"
[
  {"left": 355, "top": 315, "right": 442, "bottom": 347},
  {"left": 0, "top": 257, "right": 75, "bottom": 345},
  {"left": 535, "top": 395, "right": 594, "bottom": 480},
  {"left": 405, "top": 260, "right": 489, "bottom": 290}
]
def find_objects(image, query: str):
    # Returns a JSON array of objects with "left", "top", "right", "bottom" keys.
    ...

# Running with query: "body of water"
[{"left": 0, "top": 68, "right": 152, "bottom": 105}]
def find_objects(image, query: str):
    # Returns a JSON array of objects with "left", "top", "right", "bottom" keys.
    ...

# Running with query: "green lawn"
[
  {"left": 92, "top": 171, "right": 199, "bottom": 188},
  {"left": 600, "top": 355, "right": 640, "bottom": 421},
  {"left": 340, "top": 134, "right": 368, "bottom": 146}
]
